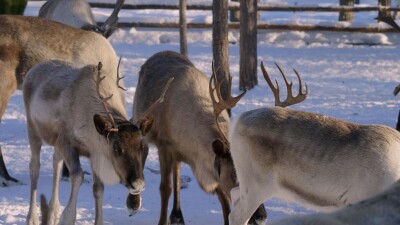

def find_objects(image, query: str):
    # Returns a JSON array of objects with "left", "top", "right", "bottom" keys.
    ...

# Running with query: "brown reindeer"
[
  {"left": 228, "top": 63, "right": 400, "bottom": 225},
  {"left": 23, "top": 60, "right": 167, "bottom": 225},
  {"left": 133, "top": 51, "right": 266, "bottom": 225},
  {"left": 39, "top": 0, "right": 125, "bottom": 38}
]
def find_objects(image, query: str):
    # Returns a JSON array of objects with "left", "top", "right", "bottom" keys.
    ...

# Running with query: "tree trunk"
[
  {"left": 239, "top": 0, "right": 258, "bottom": 91},
  {"left": 179, "top": 0, "right": 188, "bottom": 56},
  {"left": 339, "top": 0, "right": 355, "bottom": 22},
  {"left": 378, "top": 0, "right": 391, "bottom": 18},
  {"left": 212, "top": 0, "right": 231, "bottom": 108}
]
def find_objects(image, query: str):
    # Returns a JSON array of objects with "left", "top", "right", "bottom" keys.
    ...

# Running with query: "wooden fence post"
[
  {"left": 179, "top": 0, "right": 188, "bottom": 56},
  {"left": 239, "top": 0, "right": 258, "bottom": 91},
  {"left": 378, "top": 0, "right": 391, "bottom": 17},
  {"left": 230, "top": 0, "right": 240, "bottom": 22},
  {"left": 212, "top": 0, "right": 231, "bottom": 111},
  {"left": 339, "top": 0, "right": 354, "bottom": 22}
]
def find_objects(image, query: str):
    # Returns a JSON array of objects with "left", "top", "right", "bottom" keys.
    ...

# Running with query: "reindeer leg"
[
  {"left": 158, "top": 148, "right": 173, "bottom": 225},
  {"left": 396, "top": 110, "right": 400, "bottom": 132},
  {"left": 92, "top": 172, "right": 104, "bottom": 225},
  {"left": 0, "top": 64, "right": 20, "bottom": 186},
  {"left": 58, "top": 145, "right": 83, "bottom": 225},
  {"left": 0, "top": 147, "right": 21, "bottom": 186},
  {"left": 229, "top": 186, "right": 269, "bottom": 225},
  {"left": 47, "top": 150, "right": 63, "bottom": 225},
  {"left": 170, "top": 161, "right": 184, "bottom": 225},
  {"left": 26, "top": 121, "right": 43, "bottom": 225},
  {"left": 215, "top": 186, "right": 231, "bottom": 225}
]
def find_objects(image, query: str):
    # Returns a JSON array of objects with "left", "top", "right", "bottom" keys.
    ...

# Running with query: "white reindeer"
[
  {"left": 228, "top": 62, "right": 400, "bottom": 225},
  {"left": 23, "top": 60, "right": 167, "bottom": 225},
  {"left": 39, "top": 0, "right": 125, "bottom": 38}
]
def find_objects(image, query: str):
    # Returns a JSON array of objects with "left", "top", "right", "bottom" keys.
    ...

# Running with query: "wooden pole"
[
  {"left": 339, "top": 0, "right": 355, "bottom": 22},
  {"left": 179, "top": 0, "right": 188, "bottom": 56},
  {"left": 239, "top": 0, "right": 258, "bottom": 91}
]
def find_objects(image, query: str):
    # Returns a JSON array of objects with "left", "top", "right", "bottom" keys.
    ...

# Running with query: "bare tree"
[
  {"left": 239, "top": 0, "right": 258, "bottom": 91},
  {"left": 339, "top": 0, "right": 355, "bottom": 22}
]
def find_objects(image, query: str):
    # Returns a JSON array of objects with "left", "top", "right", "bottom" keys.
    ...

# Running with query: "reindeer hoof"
[
  {"left": 127, "top": 193, "right": 142, "bottom": 216},
  {"left": 0, "top": 175, "right": 24, "bottom": 187},
  {"left": 170, "top": 208, "right": 185, "bottom": 225}
]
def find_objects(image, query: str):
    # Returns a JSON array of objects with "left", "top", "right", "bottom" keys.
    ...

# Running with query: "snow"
[{"left": 1, "top": 1, "right": 399, "bottom": 225}]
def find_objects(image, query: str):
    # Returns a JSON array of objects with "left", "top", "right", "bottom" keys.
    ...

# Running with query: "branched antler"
[
  {"left": 209, "top": 61, "right": 246, "bottom": 144},
  {"left": 261, "top": 62, "right": 308, "bottom": 108},
  {"left": 92, "top": 62, "right": 118, "bottom": 131},
  {"left": 136, "top": 77, "right": 175, "bottom": 124},
  {"left": 116, "top": 57, "right": 127, "bottom": 91}
]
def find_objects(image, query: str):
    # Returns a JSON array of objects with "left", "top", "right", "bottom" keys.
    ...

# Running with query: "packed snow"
[{"left": 0, "top": 0, "right": 399, "bottom": 224}]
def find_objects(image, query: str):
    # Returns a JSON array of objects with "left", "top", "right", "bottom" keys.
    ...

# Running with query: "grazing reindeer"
[
  {"left": 23, "top": 60, "right": 164, "bottom": 225},
  {"left": 0, "top": 15, "right": 120, "bottom": 185},
  {"left": 228, "top": 62, "right": 400, "bottom": 225},
  {"left": 39, "top": 0, "right": 125, "bottom": 38},
  {"left": 133, "top": 51, "right": 266, "bottom": 225},
  {"left": 271, "top": 179, "right": 400, "bottom": 225}
]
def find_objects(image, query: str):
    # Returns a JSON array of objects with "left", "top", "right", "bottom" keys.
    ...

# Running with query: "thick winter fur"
[
  {"left": 39, "top": 0, "right": 125, "bottom": 38},
  {"left": 0, "top": 15, "right": 119, "bottom": 185},
  {"left": 271, "top": 179, "right": 400, "bottom": 225},
  {"left": 229, "top": 106, "right": 400, "bottom": 225},
  {"left": 23, "top": 60, "right": 151, "bottom": 225},
  {"left": 133, "top": 51, "right": 237, "bottom": 225},
  {"left": 39, "top": 0, "right": 95, "bottom": 28}
]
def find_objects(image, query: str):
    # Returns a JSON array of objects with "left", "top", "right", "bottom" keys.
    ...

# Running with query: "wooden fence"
[{"left": 89, "top": 2, "right": 400, "bottom": 33}]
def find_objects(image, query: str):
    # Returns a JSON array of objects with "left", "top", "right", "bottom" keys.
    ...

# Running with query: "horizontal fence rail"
[
  {"left": 89, "top": 3, "right": 400, "bottom": 12},
  {"left": 26, "top": 1, "right": 397, "bottom": 33}
]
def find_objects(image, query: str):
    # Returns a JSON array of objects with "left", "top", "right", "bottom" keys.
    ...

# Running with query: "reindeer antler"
[
  {"left": 92, "top": 62, "right": 118, "bottom": 131},
  {"left": 136, "top": 77, "right": 174, "bottom": 124},
  {"left": 116, "top": 57, "right": 127, "bottom": 91},
  {"left": 209, "top": 62, "right": 246, "bottom": 144},
  {"left": 261, "top": 62, "right": 308, "bottom": 108}
]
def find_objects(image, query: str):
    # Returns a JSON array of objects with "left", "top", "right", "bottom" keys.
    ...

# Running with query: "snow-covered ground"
[{"left": 1, "top": 1, "right": 399, "bottom": 224}]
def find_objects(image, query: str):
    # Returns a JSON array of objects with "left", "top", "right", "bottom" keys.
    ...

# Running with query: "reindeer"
[
  {"left": 270, "top": 179, "right": 400, "bottom": 225},
  {"left": 0, "top": 15, "right": 122, "bottom": 186},
  {"left": 23, "top": 60, "right": 168, "bottom": 225},
  {"left": 132, "top": 51, "right": 266, "bottom": 225},
  {"left": 0, "top": 14, "right": 147, "bottom": 217},
  {"left": 39, "top": 0, "right": 142, "bottom": 211},
  {"left": 39, "top": 0, "right": 125, "bottom": 38},
  {"left": 227, "top": 62, "right": 400, "bottom": 225}
]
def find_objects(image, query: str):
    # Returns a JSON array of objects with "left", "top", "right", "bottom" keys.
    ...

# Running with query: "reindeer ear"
[
  {"left": 93, "top": 114, "right": 112, "bottom": 136},
  {"left": 138, "top": 116, "right": 154, "bottom": 136},
  {"left": 212, "top": 139, "right": 230, "bottom": 159}
]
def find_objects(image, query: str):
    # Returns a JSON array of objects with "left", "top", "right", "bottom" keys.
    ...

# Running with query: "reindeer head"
[
  {"left": 91, "top": 61, "right": 161, "bottom": 194},
  {"left": 93, "top": 115, "right": 152, "bottom": 194},
  {"left": 209, "top": 62, "right": 246, "bottom": 196}
]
